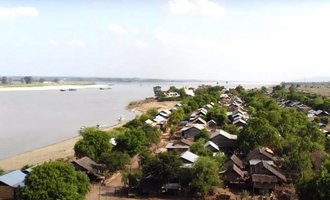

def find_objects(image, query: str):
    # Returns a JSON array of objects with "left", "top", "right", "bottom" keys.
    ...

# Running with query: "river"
[{"left": 0, "top": 81, "right": 275, "bottom": 160}]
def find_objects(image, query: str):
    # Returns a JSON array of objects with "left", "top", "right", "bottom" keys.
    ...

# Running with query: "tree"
[
  {"left": 141, "top": 152, "right": 182, "bottom": 189},
  {"left": 141, "top": 124, "right": 161, "bottom": 144},
  {"left": 238, "top": 117, "right": 281, "bottom": 153},
  {"left": 74, "top": 128, "right": 112, "bottom": 162},
  {"left": 1, "top": 76, "right": 8, "bottom": 84},
  {"left": 168, "top": 108, "right": 185, "bottom": 126},
  {"left": 191, "top": 157, "right": 220, "bottom": 195},
  {"left": 23, "top": 76, "right": 33, "bottom": 84},
  {"left": 190, "top": 139, "right": 212, "bottom": 157},
  {"left": 115, "top": 129, "right": 148, "bottom": 156},
  {"left": 296, "top": 168, "right": 330, "bottom": 200},
  {"left": 19, "top": 161, "right": 90, "bottom": 200},
  {"left": 101, "top": 151, "right": 131, "bottom": 172},
  {"left": 206, "top": 105, "right": 227, "bottom": 126},
  {"left": 38, "top": 78, "right": 45, "bottom": 83},
  {"left": 0, "top": 168, "right": 4, "bottom": 175}
]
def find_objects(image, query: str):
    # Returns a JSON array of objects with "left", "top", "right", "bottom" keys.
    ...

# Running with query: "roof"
[
  {"left": 260, "top": 161, "right": 287, "bottom": 182},
  {"left": 73, "top": 157, "right": 102, "bottom": 174},
  {"left": 249, "top": 159, "right": 275, "bottom": 166},
  {"left": 166, "top": 143, "right": 190, "bottom": 149},
  {"left": 230, "top": 154, "right": 244, "bottom": 169},
  {"left": 192, "top": 117, "right": 206, "bottom": 125},
  {"left": 210, "top": 129, "right": 237, "bottom": 140},
  {"left": 180, "top": 151, "right": 199, "bottom": 163},
  {"left": 177, "top": 138, "right": 193, "bottom": 146},
  {"left": 246, "top": 148, "right": 275, "bottom": 161},
  {"left": 232, "top": 164, "right": 246, "bottom": 179},
  {"left": 204, "top": 141, "right": 220, "bottom": 151},
  {"left": 110, "top": 138, "right": 117, "bottom": 146},
  {"left": 0, "top": 170, "right": 27, "bottom": 188},
  {"left": 232, "top": 118, "right": 247, "bottom": 125},
  {"left": 154, "top": 115, "right": 167, "bottom": 123}
]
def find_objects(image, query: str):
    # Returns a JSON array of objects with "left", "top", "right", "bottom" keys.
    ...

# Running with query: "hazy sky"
[{"left": 0, "top": 0, "right": 329, "bottom": 82}]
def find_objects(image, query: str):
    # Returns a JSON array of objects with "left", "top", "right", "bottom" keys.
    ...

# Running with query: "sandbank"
[{"left": 0, "top": 84, "right": 107, "bottom": 92}]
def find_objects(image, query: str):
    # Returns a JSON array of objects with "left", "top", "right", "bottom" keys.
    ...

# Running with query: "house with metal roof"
[
  {"left": 180, "top": 151, "right": 199, "bottom": 164},
  {"left": 0, "top": 170, "right": 27, "bottom": 200},
  {"left": 210, "top": 130, "right": 238, "bottom": 153}
]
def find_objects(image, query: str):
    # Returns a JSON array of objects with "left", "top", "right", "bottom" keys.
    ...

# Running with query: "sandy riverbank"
[
  {"left": 0, "top": 84, "right": 106, "bottom": 92},
  {"left": 127, "top": 98, "right": 178, "bottom": 113},
  {"left": 0, "top": 99, "right": 177, "bottom": 171}
]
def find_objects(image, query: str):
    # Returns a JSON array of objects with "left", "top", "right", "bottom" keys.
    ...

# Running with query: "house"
[
  {"left": 205, "top": 104, "right": 214, "bottom": 109},
  {"left": 314, "top": 110, "right": 329, "bottom": 117},
  {"left": 181, "top": 124, "right": 204, "bottom": 139},
  {"left": 228, "top": 154, "right": 244, "bottom": 169},
  {"left": 165, "top": 92, "right": 180, "bottom": 98},
  {"left": 250, "top": 161, "right": 287, "bottom": 190},
  {"left": 220, "top": 164, "right": 249, "bottom": 185},
  {"left": 191, "top": 117, "right": 206, "bottom": 125},
  {"left": 206, "top": 120, "right": 217, "bottom": 130},
  {"left": 204, "top": 141, "right": 220, "bottom": 152},
  {"left": 180, "top": 151, "right": 199, "bottom": 165},
  {"left": 198, "top": 108, "right": 208, "bottom": 116},
  {"left": 161, "top": 183, "right": 181, "bottom": 194},
  {"left": 245, "top": 148, "right": 275, "bottom": 162},
  {"left": 72, "top": 157, "right": 104, "bottom": 181},
  {"left": 232, "top": 118, "right": 247, "bottom": 129},
  {"left": 136, "top": 176, "right": 158, "bottom": 196},
  {"left": 184, "top": 87, "right": 195, "bottom": 97},
  {"left": 166, "top": 139, "right": 193, "bottom": 152},
  {"left": 210, "top": 130, "right": 238, "bottom": 152},
  {"left": 0, "top": 170, "right": 27, "bottom": 200}
]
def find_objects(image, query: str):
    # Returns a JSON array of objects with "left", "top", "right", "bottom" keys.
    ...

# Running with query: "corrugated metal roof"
[
  {"left": 210, "top": 129, "right": 237, "bottom": 140},
  {"left": 0, "top": 170, "right": 27, "bottom": 188},
  {"left": 204, "top": 141, "right": 220, "bottom": 151},
  {"left": 180, "top": 151, "right": 199, "bottom": 163}
]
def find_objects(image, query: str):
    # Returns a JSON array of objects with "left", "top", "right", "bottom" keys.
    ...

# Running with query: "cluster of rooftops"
[{"left": 279, "top": 99, "right": 330, "bottom": 135}]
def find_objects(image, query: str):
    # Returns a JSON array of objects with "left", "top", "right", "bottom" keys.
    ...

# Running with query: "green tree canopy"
[
  {"left": 74, "top": 128, "right": 112, "bottom": 162},
  {"left": 100, "top": 151, "right": 131, "bottom": 172},
  {"left": 19, "top": 161, "right": 90, "bottom": 200},
  {"left": 191, "top": 156, "right": 220, "bottom": 195},
  {"left": 115, "top": 129, "right": 148, "bottom": 156}
]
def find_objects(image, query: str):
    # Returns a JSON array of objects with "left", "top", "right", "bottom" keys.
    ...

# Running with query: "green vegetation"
[
  {"left": 238, "top": 89, "right": 326, "bottom": 179},
  {"left": 190, "top": 139, "right": 213, "bottom": 157},
  {"left": 296, "top": 168, "right": 330, "bottom": 200},
  {"left": 74, "top": 128, "right": 112, "bottom": 162},
  {"left": 191, "top": 156, "right": 220, "bottom": 195},
  {"left": 273, "top": 84, "right": 330, "bottom": 112},
  {"left": 19, "top": 161, "right": 90, "bottom": 200}
]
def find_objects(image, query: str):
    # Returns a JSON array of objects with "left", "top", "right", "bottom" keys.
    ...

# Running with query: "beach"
[{"left": 0, "top": 99, "right": 176, "bottom": 171}]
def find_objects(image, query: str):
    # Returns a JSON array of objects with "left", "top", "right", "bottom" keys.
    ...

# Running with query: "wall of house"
[
  {"left": 211, "top": 135, "right": 237, "bottom": 148},
  {"left": 0, "top": 185, "right": 14, "bottom": 200},
  {"left": 182, "top": 128, "right": 200, "bottom": 138}
]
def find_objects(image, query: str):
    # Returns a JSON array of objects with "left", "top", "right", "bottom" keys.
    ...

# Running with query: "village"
[{"left": 0, "top": 84, "right": 329, "bottom": 200}]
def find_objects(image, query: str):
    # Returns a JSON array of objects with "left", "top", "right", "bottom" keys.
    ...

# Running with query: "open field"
[{"left": 296, "top": 84, "right": 330, "bottom": 96}]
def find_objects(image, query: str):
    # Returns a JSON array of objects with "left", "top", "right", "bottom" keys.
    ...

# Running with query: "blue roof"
[{"left": 0, "top": 170, "right": 27, "bottom": 188}]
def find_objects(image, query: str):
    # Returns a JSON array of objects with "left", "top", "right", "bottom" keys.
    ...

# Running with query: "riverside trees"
[{"left": 18, "top": 161, "right": 90, "bottom": 200}]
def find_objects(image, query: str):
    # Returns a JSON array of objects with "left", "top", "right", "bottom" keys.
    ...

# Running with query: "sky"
[{"left": 0, "top": 0, "right": 330, "bottom": 82}]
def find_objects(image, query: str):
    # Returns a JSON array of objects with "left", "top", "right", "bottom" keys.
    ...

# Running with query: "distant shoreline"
[{"left": 0, "top": 84, "right": 106, "bottom": 92}]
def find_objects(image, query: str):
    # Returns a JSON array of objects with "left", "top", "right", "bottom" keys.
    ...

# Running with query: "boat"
[
  {"left": 99, "top": 87, "right": 111, "bottom": 90},
  {"left": 60, "top": 89, "right": 66, "bottom": 92},
  {"left": 118, "top": 115, "right": 125, "bottom": 122},
  {"left": 68, "top": 88, "right": 77, "bottom": 91}
]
